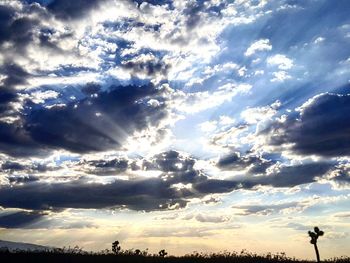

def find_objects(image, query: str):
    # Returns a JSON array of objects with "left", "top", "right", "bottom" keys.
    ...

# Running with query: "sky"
[{"left": 0, "top": 0, "right": 350, "bottom": 259}]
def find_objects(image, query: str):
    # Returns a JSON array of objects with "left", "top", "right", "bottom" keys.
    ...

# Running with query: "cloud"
[
  {"left": 0, "top": 63, "right": 29, "bottom": 119},
  {"left": 75, "top": 157, "right": 129, "bottom": 176},
  {"left": 46, "top": 0, "right": 105, "bottom": 20},
  {"left": 261, "top": 162, "right": 333, "bottom": 187},
  {"left": 0, "top": 149, "right": 330, "bottom": 212},
  {"left": 0, "top": 151, "right": 207, "bottom": 211},
  {"left": 0, "top": 177, "right": 189, "bottom": 211},
  {"left": 233, "top": 202, "right": 299, "bottom": 216},
  {"left": 121, "top": 53, "right": 170, "bottom": 78},
  {"left": 172, "top": 83, "right": 252, "bottom": 114},
  {"left": 270, "top": 70, "right": 291, "bottom": 82},
  {"left": 0, "top": 159, "right": 58, "bottom": 176},
  {"left": 0, "top": 83, "right": 169, "bottom": 156},
  {"left": 217, "top": 152, "right": 273, "bottom": 175},
  {"left": 0, "top": 4, "right": 39, "bottom": 53},
  {"left": 244, "top": 39, "right": 272, "bottom": 56},
  {"left": 216, "top": 151, "right": 332, "bottom": 187},
  {"left": 267, "top": 54, "right": 293, "bottom": 70},
  {"left": 1, "top": 161, "right": 26, "bottom": 171},
  {"left": 264, "top": 93, "right": 350, "bottom": 157},
  {"left": 0, "top": 210, "right": 46, "bottom": 228},
  {"left": 194, "top": 213, "right": 231, "bottom": 223}
]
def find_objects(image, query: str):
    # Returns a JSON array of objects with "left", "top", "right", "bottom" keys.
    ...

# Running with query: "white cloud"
[
  {"left": 29, "top": 90, "right": 60, "bottom": 104},
  {"left": 170, "top": 83, "right": 252, "bottom": 114},
  {"left": 219, "top": 115, "right": 235, "bottom": 125},
  {"left": 267, "top": 54, "right": 294, "bottom": 70},
  {"left": 241, "top": 102, "right": 280, "bottom": 125},
  {"left": 314, "top": 37, "right": 325, "bottom": 44},
  {"left": 244, "top": 39, "right": 272, "bottom": 56},
  {"left": 271, "top": 71, "right": 292, "bottom": 82},
  {"left": 198, "top": 121, "right": 218, "bottom": 133}
]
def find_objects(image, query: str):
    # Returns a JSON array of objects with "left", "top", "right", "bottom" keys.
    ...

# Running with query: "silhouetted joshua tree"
[
  {"left": 112, "top": 240, "right": 121, "bottom": 254},
  {"left": 159, "top": 249, "right": 168, "bottom": 257},
  {"left": 308, "top": 226, "right": 324, "bottom": 263}
]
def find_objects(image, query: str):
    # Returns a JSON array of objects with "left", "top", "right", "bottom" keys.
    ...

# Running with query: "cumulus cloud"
[
  {"left": 244, "top": 39, "right": 272, "bottom": 56},
  {"left": 264, "top": 93, "right": 350, "bottom": 157},
  {"left": 46, "top": 0, "right": 105, "bottom": 20},
  {"left": 217, "top": 152, "right": 273, "bottom": 175},
  {"left": 267, "top": 54, "right": 293, "bottom": 70},
  {"left": 0, "top": 149, "right": 334, "bottom": 213},
  {"left": 0, "top": 151, "right": 210, "bottom": 211},
  {"left": 217, "top": 151, "right": 333, "bottom": 187},
  {"left": 0, "top": 83, "right": 169, "bottom": 156}
]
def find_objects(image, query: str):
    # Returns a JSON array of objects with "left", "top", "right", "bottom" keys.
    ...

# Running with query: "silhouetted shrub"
[
  {"left": 159, "top": 249, "right": 168, "bottom": 257},
  {"left": 112, "top": 240, "right": 121, "bottom": 254}
]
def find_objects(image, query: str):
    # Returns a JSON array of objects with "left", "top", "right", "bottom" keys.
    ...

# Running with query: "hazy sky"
[{"left": 0, "top": 0, "right": 350, "bottom": 259}]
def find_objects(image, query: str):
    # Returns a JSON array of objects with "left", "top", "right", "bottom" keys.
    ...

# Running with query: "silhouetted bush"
[
  {"left": 1, "top": 249, "right": 349, "bottom": 263},
  {"left": 112, "top": 240, "right": 121, "bottom": 254},
  {"left": 1, "top": 237, "right": 350, "bottom": 263}
]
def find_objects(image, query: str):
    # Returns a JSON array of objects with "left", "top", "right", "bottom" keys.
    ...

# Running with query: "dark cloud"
[
  {"left": 183, "top": 0, "right": 226, "bottom": 30},
  {"left": 0, "top": 150, "right": 205, "bottom": 211},
  {"left": 0, "top": 2, "right": 66, "bottom": 57},
  {"left": 0, "top": 121, "right": 44, "bottom": 157},
  {"left": 77, "top": 158, "right": 129, "bottom": 176},
  {"left": 133, "top": 0, "right": 173, "bottom": 7},
  {"left": 0, "top": 3, "right": 44, "bottom": 120},
  {"left": 1, "top": 160, "right": 56, "bottom": 175},
  {"left": 0, "top": 150, "right": 335, "bottom": 212},
  {"left": 0, "top": 210, "right": 46, "bottom": 228},
  {"left": 328, "top": 163, "right": 350, "bottom": 184},
  {"left": 8, "top": 175, "right": 40, "bottom": 184},
  {"left": 1, "top": 161, "right": 26, "bottom": 171},
  {"left": 217, "top": 152, "right": 274, "bottom": 175},
  {"left": 194, "top": 179, "right": 243, "bottom": 194},
  {"left": 0, "top": 4, "right": 39, "bottom": 53},
  {"left": 0, "top": 83, "right": 168, "bottom": 156},
  {"left": 183, "top": 1, "right": 205, "bottom": 29},
  {"left": 81, "top": 82, "right": 101, "bottom": 95},
  {"left": 0, "top": 87, "right": 16, "bottom": 106},
  {"left": 46, "top": 0, "right": 104, "bottom": 20},
  {"left": 0, "top": 63, "right": 29, "bottom": 118},
  {"left": 0, "top": 5, "right": 16, "bottom": 42},
  {"left": 144, "top": 150, "right": 195, "bottom": 173},
  {"left": 259, "top": 162, "right": 333, "bottom": 187},
  {"left": 121, "top": 57, "right": 170, "bottom": 77},
  {"left": 265, "top": 93, "right": 350, "bottom": 157},
  {"left": 0, "top": 151, "right": 215, "bottom": 211},
  {"left": 0, "top": 177, "right": 189, "bottom": 211},
  {"left": 1, "top": 63, "right": 30, "bottom": 87},
  {"left": 140, "top": 150, "right": 208, "bottom": 185},
  {"left": 25, "top": 84, "right": 167, "bottom": 153},
  {"left": 216, "top": 152, "right": 333, "bottom": 188}
]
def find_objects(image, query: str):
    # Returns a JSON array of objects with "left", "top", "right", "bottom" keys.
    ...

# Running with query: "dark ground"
[{"left": 1, "top": 250, "right": 349, "bottom": 263}]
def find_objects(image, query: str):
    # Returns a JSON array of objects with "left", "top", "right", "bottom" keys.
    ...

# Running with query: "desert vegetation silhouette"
[
  {"left": 308, "top": 226, "right": 324, "bottom": 263},
  {"left": 1, "top": 229, "right": 350, "bottom": 263}
]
